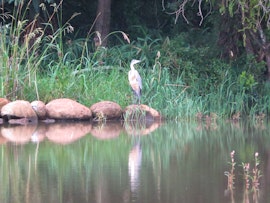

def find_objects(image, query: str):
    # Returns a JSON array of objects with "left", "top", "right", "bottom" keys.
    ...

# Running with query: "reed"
[{"left": 1, "top": 2, "right": 269, "bottom": 119}]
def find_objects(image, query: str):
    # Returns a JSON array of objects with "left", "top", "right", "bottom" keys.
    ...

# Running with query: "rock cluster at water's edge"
[
  {"left": 90, "top": 101, "right": 122, "bottom": 120},
  {"left": 0, "top": 98, "right": 162, "bottom": 124}
]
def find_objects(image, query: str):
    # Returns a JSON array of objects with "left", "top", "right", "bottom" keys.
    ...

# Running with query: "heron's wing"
[
  {"left": 128, "top": 70, "right": 132, "bottom": 82},
  {"left": 134, "top": 70, "right": 142, "bottom": 90}
]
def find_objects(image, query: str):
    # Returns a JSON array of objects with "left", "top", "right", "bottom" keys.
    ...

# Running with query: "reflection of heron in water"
[
  {"left": 128, "top": 59, "right": 142, "bottom": 104},
  {"left": 128, "top": 142, "right": 142, "bottom": 195}
]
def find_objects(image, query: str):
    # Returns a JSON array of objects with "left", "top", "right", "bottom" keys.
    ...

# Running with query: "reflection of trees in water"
[{"left": 1, "top": 121, "right": 270, "bottom": 202}]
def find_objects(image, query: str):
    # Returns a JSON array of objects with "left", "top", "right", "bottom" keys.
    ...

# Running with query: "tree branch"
[
  {"left": 164, "top": 0, "right": 189, "bottom": 24},
  {"left": 163, "top": 0, "right": 212, "bottom": 26}
]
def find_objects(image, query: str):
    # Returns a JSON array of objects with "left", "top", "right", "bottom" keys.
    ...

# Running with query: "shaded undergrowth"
[{"left": 0, "top": 1, "right": 270, "bottom": 120}]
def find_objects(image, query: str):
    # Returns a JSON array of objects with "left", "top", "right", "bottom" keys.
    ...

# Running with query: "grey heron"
[{"left": 128, "top": 59, "right": 142, "bottom": 104}]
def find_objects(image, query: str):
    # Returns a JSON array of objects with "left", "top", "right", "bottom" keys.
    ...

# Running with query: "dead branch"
[
  {"left": 162, "top": 0, "right": 212, "bottom": 26},
  {"left": 163, "top": 0, "right": 189, "bottom": 24}
]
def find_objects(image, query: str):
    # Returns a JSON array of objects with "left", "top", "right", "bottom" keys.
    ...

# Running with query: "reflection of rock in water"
[
  {"left": 31, "top": 124, "right": 47, "bottom": 143},
  {"left": 46, "top": 122, "right": 92, "bottom": 144},
  {"left": 124, "top": 120, "right": 161, "bottom": 136},
  {"left": 1, "top": 124, "right": 37, "bottom": 144},
  {"left": 90, "top": 121, "right": 122, "bottom": 140},
  {"left": 128, "top": 143, "right": 142, "bottom": 197}
]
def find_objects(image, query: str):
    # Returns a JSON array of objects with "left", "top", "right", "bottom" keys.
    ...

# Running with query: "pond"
[{"left": 0, "top": 119, "right": 269, "bottom": 203}]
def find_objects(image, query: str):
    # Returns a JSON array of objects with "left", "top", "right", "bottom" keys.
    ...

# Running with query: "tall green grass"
[{"left": 0, "top": 1, "right": 269, "bottom": 119}]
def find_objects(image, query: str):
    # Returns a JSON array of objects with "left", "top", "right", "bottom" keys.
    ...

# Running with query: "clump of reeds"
[
  {"left": 0, "top": 1, "right": 78, "bottom": 100},
  {"left": 242, "top": 152, "right": 262, "bottom": 191},
  {"left": 225, "top": 151, "right": 262, "bottom": 202},
  {"left": 224, "top": 150, "right": 236, "bottom": 189},
  {"left": 123, "top": 106, "right": 146, "bottom": 121}
]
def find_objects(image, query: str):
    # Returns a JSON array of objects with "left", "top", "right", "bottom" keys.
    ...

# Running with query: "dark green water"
[{"left": 0, "top": 120, "right": 270, "bottom": 203}]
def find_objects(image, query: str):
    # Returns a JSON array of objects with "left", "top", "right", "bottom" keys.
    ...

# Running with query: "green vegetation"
[{"left": 1, "top": 2, "right": 270, "bottom": 120}]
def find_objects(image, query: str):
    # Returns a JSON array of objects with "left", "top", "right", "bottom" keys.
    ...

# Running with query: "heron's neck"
[{"left": 130, "top": 66, "right": 135, "bottom": 70}]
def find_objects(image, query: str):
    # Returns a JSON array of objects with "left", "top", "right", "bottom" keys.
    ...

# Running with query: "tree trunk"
[
  {"left": 95, "top": 0, "right": 111, "bottom": 47},
  {"left": 257, "top": 24, "right": 270, "bottom": 79},
  {"left": 243, "top": 32, "right": 255, "bottom": 55}
]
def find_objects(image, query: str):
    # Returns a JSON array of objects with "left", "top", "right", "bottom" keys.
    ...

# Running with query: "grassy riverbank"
[
  {"left": 1, "top": 10, "right": 270, "bottom": 120},
  {"left": 3, "top": 50, "right": 270, "bottom": 120}
]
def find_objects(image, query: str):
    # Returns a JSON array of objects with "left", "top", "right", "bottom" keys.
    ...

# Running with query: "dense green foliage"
[{"left": 1, "top": 1, "right": 270, "bottom": 120}]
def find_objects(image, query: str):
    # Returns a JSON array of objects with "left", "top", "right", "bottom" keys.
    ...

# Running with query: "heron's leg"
[
  {"left": 132, "top": 90, "right": 141, "bottom": 104},
  {"left": 138, "top": 89, "right": 141, "bottom": 104},
  {"left": 132, "top": 90, "right": 137, "bottom": 104}
]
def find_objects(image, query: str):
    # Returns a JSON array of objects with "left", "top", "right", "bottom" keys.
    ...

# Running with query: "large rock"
[
  {"left": 31, "top": 100, "right": 47, "bottom": 119},
  {"left": 90, "top": 101, "right": 122, "bottom": 120},
  {"left": 1, "top": 100, "right": 38, "bottom": 121},
  {"left": 46, "top": 98, "right": 92, "bottom": 120},
  {"left": 8, "top": 118, "right": 38, "bottom": 125},
  {"left": 124, "top": 104, "right": 161, "bottom": 121},
  {"left": 0, "top": 98, "right": 9, "bottom": 111}
]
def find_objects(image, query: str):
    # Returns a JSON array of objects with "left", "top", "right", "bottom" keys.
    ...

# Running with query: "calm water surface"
[{"left": 0, "top": 119, "right": 270, "bottom": 203}]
